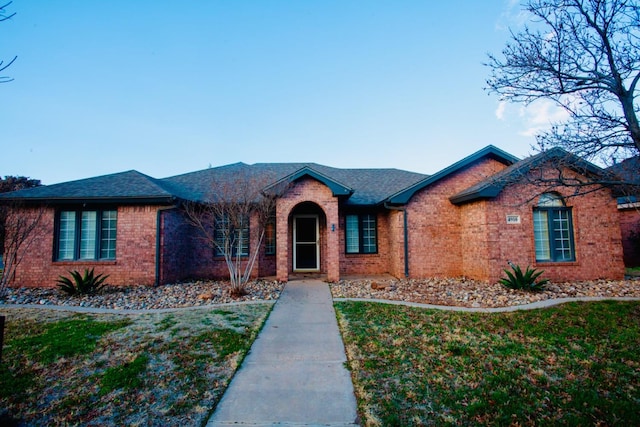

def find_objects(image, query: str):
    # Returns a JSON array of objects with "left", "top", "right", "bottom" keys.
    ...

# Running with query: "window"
[
  {"left": 264, "top": 217, "right": 276, "bottom": 255},
  {"left": 345, "top": 213, "right": 377, "bottom": 254},
  {"left": 56, "top": 209, "right": 117, "bottom": 261},
  {"left": 533, "top": 193, "right": 575, "bottom": 262},
  {"left": 214, "top": 214, "right": 249, "bottom": 257}
]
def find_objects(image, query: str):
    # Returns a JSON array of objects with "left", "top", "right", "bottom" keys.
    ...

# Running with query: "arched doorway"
[{"left": 290, "top": 202, "right": 326, "bottom": 273}]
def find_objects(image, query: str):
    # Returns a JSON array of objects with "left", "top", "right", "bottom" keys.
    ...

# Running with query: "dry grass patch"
[
  {"left": 0, "top": 304, "right": 272, "bottom": 426},
  {"left": 335, "top": 300, "right": 640, "bottom": 426}
]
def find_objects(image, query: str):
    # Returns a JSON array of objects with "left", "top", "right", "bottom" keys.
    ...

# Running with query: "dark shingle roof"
[
  {"left": 608, "top": 156, "right": 640, "bottom": 183},
  {"left": 0, "top": 170, "right": 177, "bottom": 204},
  {"left": 162, "top": 162, "right": 428, "bottom": 206},
  {"left": 606, "top": 156, "right": 640, "bottom": 202},
  {"left": 0, "top": 162, "right": 428, "bottom": 207},
  {"left": 7, "top": 146, "right": 548, "bottom": 207}
]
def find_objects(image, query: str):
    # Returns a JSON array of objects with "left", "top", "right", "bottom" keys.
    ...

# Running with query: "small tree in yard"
[
  {"left": 0, "top": 203, "right": 46, "bottom": 297},
  {"left": 183, "top": 174, "right": 282, "bottom": 296}
]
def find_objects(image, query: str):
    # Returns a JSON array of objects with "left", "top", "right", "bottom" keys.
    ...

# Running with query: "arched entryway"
[{"left": 290, "top": 202, "right": 326, "bottom": 273}]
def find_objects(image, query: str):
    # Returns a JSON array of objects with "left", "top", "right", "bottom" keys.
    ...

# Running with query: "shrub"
[
  {"left": 499, "top": 262, "right": 549, "bottom": 292},
  {"left": 56, "top": 268, "right": 109, "bottom": 295}
]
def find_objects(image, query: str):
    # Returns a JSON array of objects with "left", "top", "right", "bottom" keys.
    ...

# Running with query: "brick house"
[
  {"left": 609, "top": 156, "right": 640, "bottom": 267},
  {"left": 0, "top": 145, "right": 626, "bottom": 288}
]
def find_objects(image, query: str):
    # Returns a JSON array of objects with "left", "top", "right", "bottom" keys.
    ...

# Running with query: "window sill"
[
  {"left": 534, "top": 261, "right": 578, "bottom": 266},
  {"left": 213, "top": 256, "right": 249, "bottom": 260},
  {"left": 345, "top": 253, "right": 379, "bottom": 256},
  {"left": 53, "top": 260, "right": 117, "bottom": 266}
]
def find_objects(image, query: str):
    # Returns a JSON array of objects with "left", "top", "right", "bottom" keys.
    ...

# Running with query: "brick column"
[
  {"left": 276, "top": 203, "right": 289, "bottom": 282},
  {"left": 325, "top": 204, "right": 340, "bottom": 282}
]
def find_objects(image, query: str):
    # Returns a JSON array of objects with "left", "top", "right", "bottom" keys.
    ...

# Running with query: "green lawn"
[
  {"left": 0, "top": 305, "right": 272, "bottom": 426},
  {"left": 335, "top": 300, "right": 640, "bottom": 426}
]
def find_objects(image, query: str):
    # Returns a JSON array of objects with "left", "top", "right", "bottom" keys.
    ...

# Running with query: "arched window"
[{"left": 533, "top": 193, "right": 575, "bottom": 262}]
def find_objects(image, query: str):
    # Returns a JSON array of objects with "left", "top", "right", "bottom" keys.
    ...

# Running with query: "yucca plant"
[
  {"left": 56, "top": 268, "right": 109, "bottom": 295},
  {"left": 499, "top": 261, "right": 549, "bottom": 292}
]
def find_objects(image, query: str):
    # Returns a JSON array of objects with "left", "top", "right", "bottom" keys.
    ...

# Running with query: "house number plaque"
[{"left": 506, "top": 215, "right": 521, "bottom": 224}]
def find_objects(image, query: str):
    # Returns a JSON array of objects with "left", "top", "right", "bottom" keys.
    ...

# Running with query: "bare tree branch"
[
  {"left": 0, "top": 1, "right": 16, "bottom": 83},
  {"left": 0, "top": 203, "right": 46, "bottom": 297},
  {"left": 182, "top": 172, "right": 286, "bottom": 296},
  {"left": 486, "top": 0, "right": 640, "bottom": 166}
]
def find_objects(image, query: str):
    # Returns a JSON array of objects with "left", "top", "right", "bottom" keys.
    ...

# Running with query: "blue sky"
[{"left": 1, "top": 1, "right": 559, "bottom": 185}]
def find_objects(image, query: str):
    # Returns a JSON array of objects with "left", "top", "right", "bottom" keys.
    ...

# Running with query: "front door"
[{"left": 293, "top": 215, "right": 319, "bottom": 271}]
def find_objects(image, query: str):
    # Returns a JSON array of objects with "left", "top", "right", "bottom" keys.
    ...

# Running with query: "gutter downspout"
[
  {"left": 155, "top": 205, "right": 178, "bottom": 287},
  {"left": 384, "top": 203, "right": 409, "bottom": 278}
]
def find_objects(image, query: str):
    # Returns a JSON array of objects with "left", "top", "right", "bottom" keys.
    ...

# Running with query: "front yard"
[
  {"left": 335, "top": 300, "right": 640, "bottom": 426},
  {"left": 0, "top": 305, "right": 272, "bottom": 426},
  {"left": 1, "top": 282, "right": 639, "bottom": 426}
]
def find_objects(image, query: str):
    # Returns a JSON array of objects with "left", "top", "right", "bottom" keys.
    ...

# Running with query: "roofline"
[
  {"left": 448, "top": 186, "right": 503, "bottom": 205},
  {"left": 263, "top": 166, "right": 354, "bottom": 197},
  {"left": 449, "top": 147, "right": 607, "bottom": 205},
  {"left": 386, "top": 145, "right": 520, "bottom": 205},
  {"left": 0, "top": 196, "right": 178, "bottom": 206}
]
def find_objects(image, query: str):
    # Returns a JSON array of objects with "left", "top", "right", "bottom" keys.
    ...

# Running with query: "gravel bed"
[
  {"left": 330, "top": 277, "right": 640, "bottom": 308},
  {"left": 0, "top": 279, "right": 283, "bottom": 310},
  {"left": 3, "top": 277, "right": 640, "bottom": 310}
]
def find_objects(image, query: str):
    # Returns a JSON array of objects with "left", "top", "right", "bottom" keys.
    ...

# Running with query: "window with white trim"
[
  {"left": 345, "top": 213, "right": 377, "bottom": 254},
  {"left": 533, "top": 193, "right": 575, "bottom": 262},
  {"left": 56, "top": 209, "right": 117, "bottom": 261}
]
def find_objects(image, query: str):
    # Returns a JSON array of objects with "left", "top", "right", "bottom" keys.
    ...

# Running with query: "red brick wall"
[
  {"left": 13, "top": 205, "right": 163, "bottom": 288},
  {"left": 339, "top": 210, "right": 391, "bottom": 276},
  {"left": 176, "top": 209, "right": 276, "bottom": 282},
  {"left": 459, "top": 201, "right": 491, "bottom": 279},
  {"left": 618, "top": 207, "right": 640, "bottom": 267},
  {"left": 470, "top": 167, "right": 624, "bottom": 282},
  {"left": 405, "top": 158, "right": 507, "bottom": 278},
  {"left": 387, "top": 209, "right": 407, "bottom": 278},
  {"left": 402, "top": 159, "right": 623, "bottom": 283},
  {"left": 158, "top": 208, "right": 195, "bottom": 284}
]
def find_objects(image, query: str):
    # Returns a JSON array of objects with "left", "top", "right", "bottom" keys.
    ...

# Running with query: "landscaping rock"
[
  {"left": 2, "top": 277, "right": 640, "bottom": 310},
  {"left": 331, "top": 278, "right": 640, "bottom": 308},
  {"left": 0, "top": 279, "right": 284, "bottom": 310}
]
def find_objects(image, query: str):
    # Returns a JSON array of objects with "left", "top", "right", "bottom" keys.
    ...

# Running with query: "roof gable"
[
  {"left": 386, "top": 145, "right": 519, "bottom": 205},
  {"left": 450, "top": 147, "right": 605, "bottom": 205},
  {"left": 263, "top": 166, "right": 354, "bottom": 197}
]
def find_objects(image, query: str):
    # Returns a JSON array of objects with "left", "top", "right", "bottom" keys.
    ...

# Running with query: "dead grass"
[{"left": 0, "top": 304, "right": 272, "bottom": 426}]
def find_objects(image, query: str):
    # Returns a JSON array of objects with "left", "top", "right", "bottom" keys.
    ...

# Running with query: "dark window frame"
[
  {"left": 533, "top": 195, "right": 576, "bottom": 263},
  {"left": 54, "top": 208, "right": 117, "bottom": 261},
  {"left": 345, "top": 213, "right": 378, "bottom": 254},
  {"left": 264, "top": 217, "right": 276, "bottom": 256},
  {"left": 213, "top": 213, "right": 250, "bottom": 258}
]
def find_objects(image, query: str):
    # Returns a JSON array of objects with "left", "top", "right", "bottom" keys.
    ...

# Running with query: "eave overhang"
[
  {"left": 0, "top": 196, "right": 178, "bottom": 206},
  {"left": 448, "top": 186, "right": 503, "bottom": 205},
  {"left": 386, "top": 145, "right": 520, "bottom": 205}
]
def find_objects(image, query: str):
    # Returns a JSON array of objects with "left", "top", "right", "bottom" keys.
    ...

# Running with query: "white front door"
[{"left": 293, "top": 215, "right": 319, "bottom": 271}]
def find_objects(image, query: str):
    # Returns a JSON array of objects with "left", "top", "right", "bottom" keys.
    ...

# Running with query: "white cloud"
[
  {"left": 518, "top": 100, "right": 570, "bottom": 137},
  {"left": 496, "top": 0, "right": 529, "bottom": 31},
  {"left": 495, "top": 101, "right": 507, "bottom": 120}
]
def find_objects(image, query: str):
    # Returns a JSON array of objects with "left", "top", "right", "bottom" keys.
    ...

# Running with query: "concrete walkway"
[{"left": 206, "top": 280, "right": 359, "bottom": 427}]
